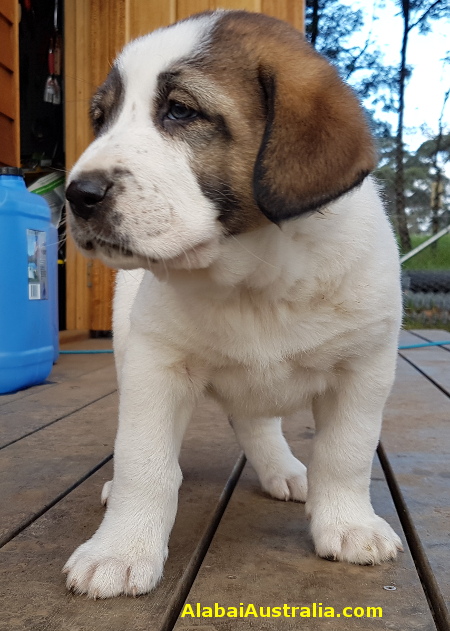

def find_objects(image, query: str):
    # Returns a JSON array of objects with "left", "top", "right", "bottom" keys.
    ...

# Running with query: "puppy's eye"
[{"left": 166, "top": 101, "right": 198, "bottom": 121}]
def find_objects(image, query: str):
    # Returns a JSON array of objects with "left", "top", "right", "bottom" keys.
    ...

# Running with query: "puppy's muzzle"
[{"left": 66, "top": 173, "right": 113, "bottom": 221}]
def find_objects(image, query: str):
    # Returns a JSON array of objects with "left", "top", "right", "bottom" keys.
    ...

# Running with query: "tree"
[
  {"left": 393, "top": 0, "right": 450, "bottom": 252},
  {"left": 405, "top": 138, "right": 450, "bottom": 233},
  {"left": 305, "top": 0, "right": 450, "bottom": 245},
  {"left": 305, "top": 0, "right": 398, "bottom": 104},
  {"left": 375, "top": 128, "right": 450, "bottom": 233},
  {"left": 429, "top": 87, "right": 450, "bottom": 235}
]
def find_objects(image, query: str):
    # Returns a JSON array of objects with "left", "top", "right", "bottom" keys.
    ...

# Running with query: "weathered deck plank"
[
  {"left": 173, "top": 412, "right": 435, "bottom": 631},
  {"left": 0, "top": 398, "right": 241, "bottom": 631},
  {"left": 0, "top": 363, "right": 117, "bottom": 448},
  {"left": 1, "top": 331, "right": 449, "bottom": 630},
  {"left": 0, "top": 340, "right": 114, "bottom": 408},
  {"left": 381, "top": 346, "right": 450, "bottom": 620},
  {"left": 399, "top": 330, "right": 450, "bottom": 395},
  {"left": 411, "top": 330, "right": 450, "bottom": 347},
  {"left": 0, "top": 392, "right": 118, "bottom": 547}
]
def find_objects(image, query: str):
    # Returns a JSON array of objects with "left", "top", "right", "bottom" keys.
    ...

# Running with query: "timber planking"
[{"left": 0, "top": 332, "right": 449, "bottom": 629}]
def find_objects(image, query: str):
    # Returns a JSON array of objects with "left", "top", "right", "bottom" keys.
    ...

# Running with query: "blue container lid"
[{"left": 0, "top": 167, "right": 23, "bottom": 176}]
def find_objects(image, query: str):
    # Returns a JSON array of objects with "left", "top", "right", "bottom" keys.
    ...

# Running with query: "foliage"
[
  {"left": 401, "top": 233, "right": 450, "bottom": 269},
  {"left": 305, "top": 0, "right": 450, "bottom": 243},
  {"left": 375, "top": 130, "right": 450, "bottom": 232},
  {"left": 391, "top": 0, "right": 450, "bottom": 251},
  {"left": 305, "top": 0, "right": 398, "bottom": 106},
  {"left": 402, "top": 0, "right": 450, "bottom": 33}
]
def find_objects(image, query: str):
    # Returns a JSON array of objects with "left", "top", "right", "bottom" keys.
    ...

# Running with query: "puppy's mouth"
[
  {"left": 84, "top": 237, "right": 136, "bottom": 259},
  {"left": 80, "top": 237, "right": 160, "bottom": 266},
  {"left": 80, "top": 235, "right": 219, "bottom": 270}
]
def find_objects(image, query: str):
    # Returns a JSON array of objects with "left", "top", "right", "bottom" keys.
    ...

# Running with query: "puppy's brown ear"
[{"left": 253, "top": 35, "right": 377, "bottom": 223}]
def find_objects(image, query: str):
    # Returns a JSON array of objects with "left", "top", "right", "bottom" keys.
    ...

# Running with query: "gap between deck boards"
[
  {"left": 408, "top": 331, "right": 450, "bottom": 355},
  {"left": 0, "top": 454, "right": 113, "bottom": 549},
  {"left": 378, "top": 443, "right": 449, "bottom": 631},
  {"left": 381, "top": 335, "right": 450, "bottom": 630},
  {"left": 0, "top": 389, "right": 117, "bottom": 451},
  {"left": 158, "top": 453, "right": 247, "bottom": 631},
  {"left": 400, "top": 330, "right": 450, "bottom": 401}
]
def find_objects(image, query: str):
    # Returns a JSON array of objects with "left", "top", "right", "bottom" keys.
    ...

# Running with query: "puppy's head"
[{"left": 66, "top": 11, "right": 376, "bottom": 271}]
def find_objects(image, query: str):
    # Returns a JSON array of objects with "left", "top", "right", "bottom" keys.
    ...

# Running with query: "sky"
[{"left": 341, "top": 0, "right": 449, "bottom": 150}]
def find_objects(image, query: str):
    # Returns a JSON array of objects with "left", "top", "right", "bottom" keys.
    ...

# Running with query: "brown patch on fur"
[
  {"left": 191, "top": 11, "right": 377, "bottom": 227},
  {"left": 90, "top": 66, "right": 124, "bottom": 137},
  {"left": 153, "top": 64, "right": 269, "bottom": 235}
]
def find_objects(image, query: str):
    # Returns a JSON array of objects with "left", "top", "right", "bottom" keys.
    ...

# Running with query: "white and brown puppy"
[{"left": 65, "top": 10, "right": 402, "bottom": 598}]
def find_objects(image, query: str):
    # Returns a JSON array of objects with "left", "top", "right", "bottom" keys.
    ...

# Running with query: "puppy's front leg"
[
  {"left": 64, "top": 335, "right": 202, "bottom": 598},
  {"left": 307, "top": 350, "right": 403, "bottom": 565}
]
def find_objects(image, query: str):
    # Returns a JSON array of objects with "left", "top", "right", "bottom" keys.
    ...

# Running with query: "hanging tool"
[{"left": 43, "top": 0, "right": 61, "bottom": 105}]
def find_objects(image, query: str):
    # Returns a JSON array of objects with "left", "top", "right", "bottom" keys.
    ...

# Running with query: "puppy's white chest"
[{"left": 208, "top": 356, "right": 331, "bottom": 418}]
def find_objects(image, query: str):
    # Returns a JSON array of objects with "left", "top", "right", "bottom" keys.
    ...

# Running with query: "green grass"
[
  {"left": 402, "top": 318, "right": 450, "bottom": 330},
  {"left": 400, "top": 234, "right": 450, "bottom": 329},
  {"left": 401, "top": 234, "right": 450, "bottom": 270}
]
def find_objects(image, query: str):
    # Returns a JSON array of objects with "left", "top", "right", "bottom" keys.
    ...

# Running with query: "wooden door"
[
  {"left": 0, "top": 0, "right": 20, "bottom": 167},
  {"left": 64, "top": 0, "right": 177, "bottom": 332},
  {"left": 65, "top": 0, "right": 304, "bottom": 332}
]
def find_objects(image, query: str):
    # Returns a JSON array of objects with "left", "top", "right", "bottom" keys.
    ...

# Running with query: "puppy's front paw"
[
  {"left": 63, "top": 536, "right": 166, "bottom": 598},
  {"left": 311, "top": 514, "right": 403, "bottom": 565},
  {"left": 260, "top": 458, "right": 307, "bottom": 502}
]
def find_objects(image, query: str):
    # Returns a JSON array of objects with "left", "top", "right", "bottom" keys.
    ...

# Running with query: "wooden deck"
[{"left": 1, "top": 330, "right": 449, "bottom": 631}]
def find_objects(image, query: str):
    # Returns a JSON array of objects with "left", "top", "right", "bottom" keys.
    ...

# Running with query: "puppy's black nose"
[{"left": 66, "top": 175, "right": 112, "bottom": 220}]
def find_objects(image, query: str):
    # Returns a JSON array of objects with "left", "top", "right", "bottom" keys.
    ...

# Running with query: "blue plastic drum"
[{"left": 0, "top": 167, "right": 55, "bottom": 394}]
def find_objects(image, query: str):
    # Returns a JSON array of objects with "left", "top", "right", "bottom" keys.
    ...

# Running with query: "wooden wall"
[
  {"left": 0, "top": 0, "right": 20, "bottom": 168},
  {"left": 64, "top": 0, "right": 304, "bottom": 331}
]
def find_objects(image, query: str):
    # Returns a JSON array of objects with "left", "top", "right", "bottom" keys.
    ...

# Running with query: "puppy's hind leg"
[
  {"left": 101, "top": 480, "right": 112, "bottom": 506},
  {"left": 231, "top": 416, "right": 307, "bottom": 502}
]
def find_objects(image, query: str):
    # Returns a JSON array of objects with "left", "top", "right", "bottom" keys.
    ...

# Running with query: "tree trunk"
[
  {"left": 310, "top": 0, "right": 320, "bottom": 48},
  {"left": 395, "top": 0, "right": 412, "bottom": 253},
  {"left": 431, "top": 88, "right": 449, "bottom": 240},
  {"left": 430, "top": 175, "right": 442, "bottom": 236}
]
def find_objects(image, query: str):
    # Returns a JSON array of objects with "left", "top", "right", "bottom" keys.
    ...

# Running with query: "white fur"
[
  {"left": 68, "top": 15, "right": 223, "bottom": 271},
  {"left": 64, "top": 14, "right": 403, "bottom": 599}
]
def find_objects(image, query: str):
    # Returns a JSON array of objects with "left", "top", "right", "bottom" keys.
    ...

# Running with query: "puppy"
[{"left": 65, "top": 10, "right": 402, "bottom": 598}]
